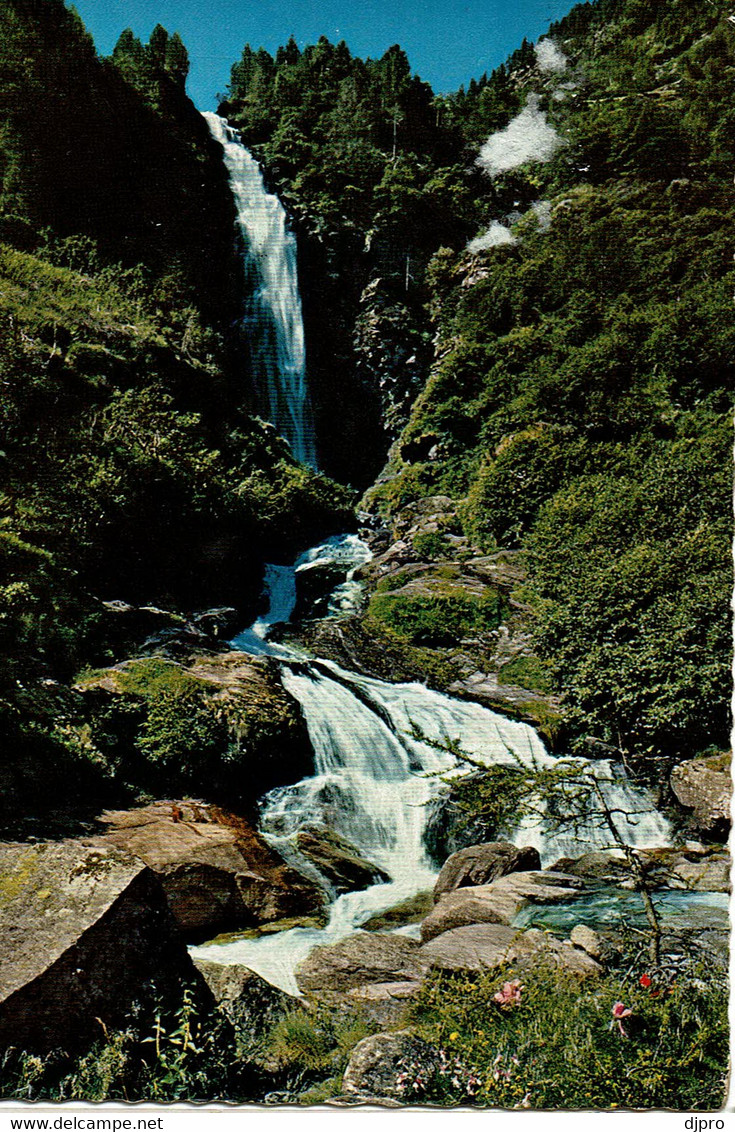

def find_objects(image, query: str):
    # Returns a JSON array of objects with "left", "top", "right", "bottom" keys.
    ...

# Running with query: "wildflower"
[
  {"left": 493, "top": 979, "right": 524, "bottom": 1009},
  {"left": 449, "top": 1031, "right": 459, "bottom": 1042},
  {"left": 639, "top": 973, "right": 652, "bottom": 988},
  {"left": 610, "top": 1001, "right": 633, "bottom": 1037}
]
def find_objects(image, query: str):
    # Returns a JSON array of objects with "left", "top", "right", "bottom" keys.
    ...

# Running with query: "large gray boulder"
[
  {"left": 419, "top": 923, "right": 602, "bottom": 977},
  {"left": 295, "top": 826, "right": 390, "bottom": 894},
  {"left": 342, "top": 1031, "right": 441, "bottom": 1101},
  {"left": 670, "top": 755, "right": 731, "bottom": 840},
  {"left": 421, "top": 871, "right": 585, "bottom": 942},
  {"left": 295, "top": 932, "right": 427, "bottom": 993},
  {"left": 0, "top": 841, "right": 204, "bottom": 1053},
  {"left": 433, "top": 841, "right": 541, "bottom": 900},
  {"left": 88, "top": 801, "right": 325, "bottom": 936},
  {"left": 192, "top": 958, "right": 299, "bottom": 1058}
]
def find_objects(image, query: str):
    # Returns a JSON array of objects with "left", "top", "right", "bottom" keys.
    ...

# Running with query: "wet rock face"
[
  {"left": 88, "top": 801, "right": 326, "bottom": 937},
  {"left": 670, "top": 755, "right": 731, "bottom": 840},
  {"left": 295, "top": 826, "right": 390, "bottom": 894},
  {"left": 433, "top": 841, "right": 542, "bottom": 900},
  {"left": 0, "top": 841, "right": 203, "bottom": 1053}
]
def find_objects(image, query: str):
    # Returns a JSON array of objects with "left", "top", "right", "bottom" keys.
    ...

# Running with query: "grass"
[{"left": 403, "top": 962, "right": 729, "bottom": 1110}]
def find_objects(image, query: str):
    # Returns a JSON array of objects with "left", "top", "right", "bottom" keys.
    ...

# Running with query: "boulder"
[
  {"left": 295, "top": 826, "right": 390, "bottom": 894},
  {"left": 554, "top": 847, "right": 731, "bottom": 893},
  {"left": 433, "top": 841, "right": 542, "bottom": 900},
  {"left": 0, "top": 840, "right": 205, "bottom": 1053},
  {"left": 314, "top": 980, "right": 421, "bottom": 1029},
  {"left": 570, "top": 924, "right": 618, "bottom": 964},
  {"left": 342, "top": 1031, "right": 441, "bottom": 1101},
  {"left": 294, "top": 560, "right": 347, "bottom": 619},
  {"left": 550, "top": 850, "right": 630, "bottom": 884},
  {"left": 670, "top": 755, "right": 731, "bottom": 840},
  {"left": 421, "top": 871, "right": 585, "bottom": 942},
  {"left": 419, "top": 924, "right": 602, "bottom": 977},
  {"left": 192, "top": 958, "right": 299, "bottom": 1057},
  {"left": 343, "top": 982, "right": 421, "bottom": 1029},
  {"left": 89, "top": 801, "right": 325, "bottom": 936},
  {"left": 75, "top": 653, "right": 314, "bottom": 803},
  {"left": 295, "top": 932, "right": 427, "bottom": 993},
  {"left": 640, "top": 848, "right": 731, "bottom": 893}
]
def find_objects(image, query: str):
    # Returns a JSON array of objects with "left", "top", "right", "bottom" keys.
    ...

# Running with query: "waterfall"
[
  {"left": 202, "top": 112, "right": 317, "bottom": 469},
  {"left": 191, "top": 535, "right": 671, "bottom": 995}
]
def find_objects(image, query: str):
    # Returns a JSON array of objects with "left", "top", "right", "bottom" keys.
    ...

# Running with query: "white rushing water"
[
  {"left": 202, "top": 112, "right": 317, "bottom": 468},
  {"left": 191, "top": 535, "right": 671, "bottom": 995}
]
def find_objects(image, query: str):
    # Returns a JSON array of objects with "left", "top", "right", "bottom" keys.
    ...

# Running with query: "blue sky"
[{"left": 72, "top": 0, "right": 575, "bottom": 109}]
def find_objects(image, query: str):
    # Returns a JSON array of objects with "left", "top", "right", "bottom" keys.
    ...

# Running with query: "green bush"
[{"left": 369, "top": 587, "right": 505, "bottom": 647}]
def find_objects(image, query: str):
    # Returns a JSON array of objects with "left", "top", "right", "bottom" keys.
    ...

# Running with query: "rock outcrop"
[
  {"left": 418, "top": 924, "right": 602, "bottom": 977},
  {"left": 295, "top": 826, "right": 390, "bottom": 894},
  {"left": 0, "top": 841, "right": 203, "bottom": 1053},
  {"left": 433, "top": 841, "right": 542, "bottom": 899},
  {"left": 670, "top": 755, "right": 731, "bottom": 840},
  {"left": 75, "top": 652, "right": 314, "bottom": 804},
  {"left": 421, "top": 871, "right": 584, "bottom": 942},
  {"left": 295, "top": 932, "right": 427, "bottom": 993},
  {"left": 89, "top": 801, "right": 325, "bottom": 936},
  {"left": 192, "top": 958, "right": 299, "bottom": 1058}
]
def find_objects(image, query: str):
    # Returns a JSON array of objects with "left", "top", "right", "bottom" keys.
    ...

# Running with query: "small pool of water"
[{"left": 513, "top": 887, "right": 729, "bottom": 934}]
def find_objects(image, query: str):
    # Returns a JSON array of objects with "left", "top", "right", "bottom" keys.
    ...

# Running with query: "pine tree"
[
  {"left": 165, "top": 31, "right": 189, "bottom": 88},
  {"left": 148, "top": 23, "right": 168, "bottom": 70}
]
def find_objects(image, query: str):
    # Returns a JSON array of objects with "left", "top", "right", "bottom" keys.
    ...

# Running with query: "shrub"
[{"left": 369, "top": 587, "right": 505, "bottom": 647}]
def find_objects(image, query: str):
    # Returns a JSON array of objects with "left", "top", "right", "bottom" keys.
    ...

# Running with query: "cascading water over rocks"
[
  {"left": 203, "top": 112, "right": 317, "bottom": 468},
  {"left": 191, "top": 537, "right": 671, "bottom": 995},
  {"left": 196, "top": 137, "right": 671, "bottom": 996}
]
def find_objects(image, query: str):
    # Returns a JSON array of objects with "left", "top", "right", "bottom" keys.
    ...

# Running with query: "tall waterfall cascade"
[
  {"left": 191, "top": 534, "right": 671, "bottom": 996},
  {"left": 202, "top": 112, "right": 317, "bottom": 468}
]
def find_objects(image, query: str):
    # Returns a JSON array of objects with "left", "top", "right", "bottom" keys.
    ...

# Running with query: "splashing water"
[
  {"left": 191, "top": 535, "right": 671, "bottom": 994},
  {"left": 203, "top": 112, "right": 317, "bottom": 468}
]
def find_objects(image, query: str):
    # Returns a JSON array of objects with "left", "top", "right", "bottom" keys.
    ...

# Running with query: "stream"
[
  {"left": 191, "top": 535, "right": 671, "bottom": 996},
  {"left": 196, "top": 118, "right": 673, "bottom": 997}
]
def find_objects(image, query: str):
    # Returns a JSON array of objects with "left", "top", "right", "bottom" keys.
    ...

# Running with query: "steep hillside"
[
  {"left": 363, "top": 0, "right": 733, "bottom": 769},
  {"left": 0, "top": 0, "right": 352, "bottom": 833}
]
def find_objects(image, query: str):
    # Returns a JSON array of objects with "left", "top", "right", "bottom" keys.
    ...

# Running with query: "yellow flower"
[{"left": 449, "top": 1031, "right": 459, "bottom": 1042}]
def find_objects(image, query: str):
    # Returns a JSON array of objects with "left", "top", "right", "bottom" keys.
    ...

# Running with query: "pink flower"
[
  {"left": 611, "top": 1001, "right": 633, "bottom": 1037},
  {"left": 493, "top": 979, "right": 524, "bottom": 1009}
]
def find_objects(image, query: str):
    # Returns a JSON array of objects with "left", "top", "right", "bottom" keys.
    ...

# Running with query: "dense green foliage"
[
  {"left": 0, "top": 986, "right": 375, "bottom": 1104},
  {"left": 0, "top": 0, "right": 352, "bottom": 834},
  {"left": 407, "top": 962, "right": 728, "bottom": 1109},
  {"left": 368, "top": 0, "right": 733, "bottom": 766},
  {"left": 221, "top": 37, "right": 486, "bottom": 483}
]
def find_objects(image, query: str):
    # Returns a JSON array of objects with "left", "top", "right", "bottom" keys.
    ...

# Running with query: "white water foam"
[
  {"left": 203, "top": 112, "right": 317, "bottom": 468},
  {"left": 191, "top": 538, "right": 671, "bottom": 994}
]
